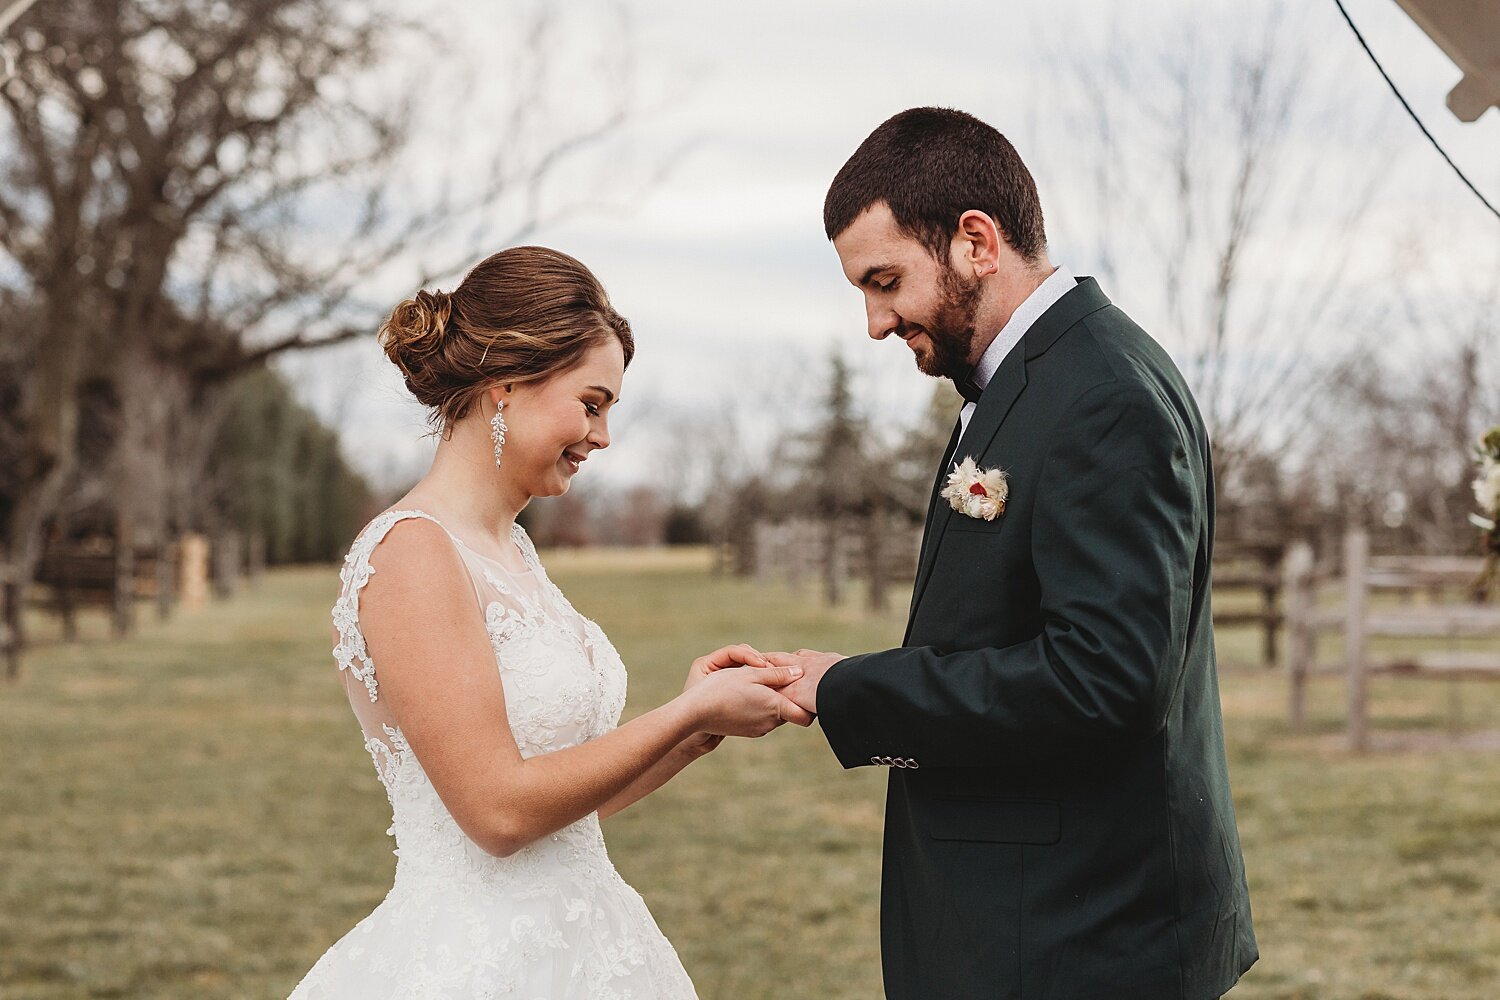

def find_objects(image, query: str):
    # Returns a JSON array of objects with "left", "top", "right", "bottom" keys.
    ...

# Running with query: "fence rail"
[
  {"left": 741, "top": 522, "right": 1500, "bottom": 752},
  {"left": 2, "top": 531, "right": 258, "bottom": 679},
  {"left": 1210, "top": 540, "right": 1288, "bottom": 666},
  {"left": 1284, "top": 529, "right": 1500, "bottom": 751}
]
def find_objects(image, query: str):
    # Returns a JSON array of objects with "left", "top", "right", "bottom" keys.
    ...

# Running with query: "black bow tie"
[{"left": 955, "top": 374, "right": 984, "bottom": 405}]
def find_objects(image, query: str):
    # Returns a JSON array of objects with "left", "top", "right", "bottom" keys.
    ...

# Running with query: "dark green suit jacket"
[{"left": 819, "top": 278, "right": 1257, "bottom": 1000}]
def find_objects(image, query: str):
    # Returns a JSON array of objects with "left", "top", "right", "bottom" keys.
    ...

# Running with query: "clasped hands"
[{"left": 677, "top": 643, "right": 846, "bottom": 754}]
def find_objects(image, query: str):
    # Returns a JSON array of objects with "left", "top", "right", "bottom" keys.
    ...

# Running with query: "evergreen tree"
[
  {"left": 889, "top": 382, "right": 964, "bottom": 520},
  {"left": 800, "top": 355, "right": 871, "bottom": 604},
  {"left": 213, "top": 368, "right": 373, "bottom": 563}
]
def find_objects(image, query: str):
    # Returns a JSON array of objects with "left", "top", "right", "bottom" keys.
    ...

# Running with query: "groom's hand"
[
  {"left": 764, "top": 649, "right": 846, "bottom": 716},
  {"left": 688, "top": 643, "right": 816, "bottom": 728}
]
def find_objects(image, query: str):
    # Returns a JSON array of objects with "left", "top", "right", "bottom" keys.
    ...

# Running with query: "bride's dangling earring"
[{"left": 491, "top": 399, "right": 507, "bottom": 468}]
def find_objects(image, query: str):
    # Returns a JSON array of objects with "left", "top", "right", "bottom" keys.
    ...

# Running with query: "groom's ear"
[{"left": 953, "top": 209, "right": 1003, "bottom": 279}]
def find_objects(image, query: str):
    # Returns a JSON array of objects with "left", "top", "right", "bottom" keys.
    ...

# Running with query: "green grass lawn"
[{"left": 3, "top": 549, "right": 1499, "bottom": 999}]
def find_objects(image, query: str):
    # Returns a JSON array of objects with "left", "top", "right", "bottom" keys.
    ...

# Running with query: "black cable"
[{"left": 1333, "top": 0, "right": 1500, "bottom": 223}]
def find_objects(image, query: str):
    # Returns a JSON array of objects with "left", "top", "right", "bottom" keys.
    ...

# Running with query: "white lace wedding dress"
[{"left": 288, "top": 509, "right": 699, "bottom": 1000}]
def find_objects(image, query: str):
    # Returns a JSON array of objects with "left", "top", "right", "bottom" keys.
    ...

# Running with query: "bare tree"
[
  {"left": 888, "top": 382, "right": 963, "bottom": 520},
  {"left": 0, "top": 0, "right": 656, "bottom": 677},
  {"left": 649, "top": 347, "right": 823, "bottom": 575},
  {"left": 1038, "top": 2, "right": 1398, "bottom": 511},
  {"left": 1303, "top": 275, "right": 1500, "bottom": 552}
]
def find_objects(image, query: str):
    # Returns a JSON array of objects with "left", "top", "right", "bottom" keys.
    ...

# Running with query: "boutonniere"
[{"left": 941, "top": 456, "right": 1009, "bottom": 521}]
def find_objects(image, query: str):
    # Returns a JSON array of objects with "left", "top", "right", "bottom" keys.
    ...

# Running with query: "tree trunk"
[{"left": 2, "top": 287, "right": 88, "bottom": 679}]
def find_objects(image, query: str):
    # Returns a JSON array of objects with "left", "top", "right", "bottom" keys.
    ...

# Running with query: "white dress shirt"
[{"left": 958, "top": 265, "right": 1076, "bottom": 437}]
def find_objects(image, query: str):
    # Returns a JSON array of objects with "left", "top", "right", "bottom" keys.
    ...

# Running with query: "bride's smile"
[{"left": 490, "top": 337, "right": 622, "bottom": 500}]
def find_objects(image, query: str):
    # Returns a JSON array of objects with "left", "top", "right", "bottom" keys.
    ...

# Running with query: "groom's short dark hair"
[{"left": 824, "top": 107, "right": 1046, "bottom": 263}]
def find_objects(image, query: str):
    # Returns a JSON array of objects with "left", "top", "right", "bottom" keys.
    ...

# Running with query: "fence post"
[
  {"left": 156, "top": 539, "right": 175, "bottom": 621},
  {"left": 867, "top": 504, "right": 888, "bottom": 614},
  {"left": 752, "top": 523, "right": 772, "bottom": 584},
  {"left": 179, "top": 533, "right": 211, "bottom": 611},
  {"left": 0, "top": 562, "right": 19, "bottom": 681},
  {"left": 246, "top": 532, "right": 266, "bottom": 587},
  {"left": 1283, "top": 540, "right": 1315, "bottom": 730},
  {"left": 57, "top": 552, "right": 78, "bottom": 641},
  {"left": 212, "top": 529, "right": 241, "bottom": 600},
  {"left": 1345, "top": 526, "right": 1371, "bottom": 753},
  {"left": 784, "top": 523, "right": 806, "bottom": 594},
  {"left": 113, "top": 523, "right": 135, "bottom": 638},
  {"left": 1260, "top": 545, "right": 1281, "bottom": 667},
  {"left": 822, "top": 517, "right": 843, "bottom": 607}
]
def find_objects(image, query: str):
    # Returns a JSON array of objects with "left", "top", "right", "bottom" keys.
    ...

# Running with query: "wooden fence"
[
  {"left": 1211, "top": 539, "right": 1287, "bottom": 667},
  {"left": 751, "top": 522, "right": 1294, "bottom": 654},
  {"left": 742, "top": 522, "right": 1500, "bottom": 751},
  {"left": 1, "top": 530, "right": 257, "bottom": 677},
  {"left": 0, "top": 564, "right": 19, "bottom": 677},
  {"left": 35, "top": 539, "right": 177, "bottom": 639},
  {"left": 750, "top": 518, "right": 922, "bottom": 612},
  {"left": 1284, "top": 528, "right": 1500, "bottom": 751}
]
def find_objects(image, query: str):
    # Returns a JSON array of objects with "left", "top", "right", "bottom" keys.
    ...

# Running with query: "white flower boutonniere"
[{"left": 941, "top": 456, "right": 1009, "bottom": 521}]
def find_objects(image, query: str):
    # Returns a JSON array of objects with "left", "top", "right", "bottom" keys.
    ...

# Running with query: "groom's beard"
[{"left": 901, "top": 264, "right": 982, "bottom": 383}]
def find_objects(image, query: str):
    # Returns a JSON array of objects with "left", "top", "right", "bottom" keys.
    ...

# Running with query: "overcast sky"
[{"left": 277, "top": 0, "right": 1500, "bottom": 499}]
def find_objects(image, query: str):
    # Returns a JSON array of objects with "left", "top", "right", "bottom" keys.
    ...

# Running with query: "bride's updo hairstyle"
[{"left": 378, "top": 246, "right": 634, "bottom": 432}]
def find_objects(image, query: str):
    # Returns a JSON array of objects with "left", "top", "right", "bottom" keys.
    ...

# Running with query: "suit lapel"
[
  {"left": 906, "top": 349, "right": 1028, "bottom": 622},
  {"left": 905, "top": 418, "right": 962, "bottom": 633},
  {"left": 903, "top": 277, "right": 1115, "bottom": 637},
  {"left": 926, "top": 420, "right": 962, "bottom": 524}
]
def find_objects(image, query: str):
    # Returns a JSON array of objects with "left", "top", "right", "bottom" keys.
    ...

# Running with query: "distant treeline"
[{"left": 215, "top": 368, "right": 374, "bottom": 565}]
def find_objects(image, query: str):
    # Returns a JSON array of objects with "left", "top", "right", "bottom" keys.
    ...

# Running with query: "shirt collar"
[{"left": 969, "top": 264, "right": 1076, "bottom": 393}]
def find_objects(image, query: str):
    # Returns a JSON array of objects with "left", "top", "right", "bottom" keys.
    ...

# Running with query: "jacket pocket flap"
[
  {"left": 945, "top": 511, "right": 1008, "bottom": 533},
  {"left": 929, "top": 798, "right": 1060, "bottom": 844}
]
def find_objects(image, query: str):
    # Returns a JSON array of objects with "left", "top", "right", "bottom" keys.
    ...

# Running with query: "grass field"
[{"left": 3, "top": 548, "right": 1500, "bottom": 999}]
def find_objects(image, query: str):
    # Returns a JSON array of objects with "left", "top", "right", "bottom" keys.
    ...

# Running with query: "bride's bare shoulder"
[{"left": 358, "top": 515, "right": 473, "bottom": 623}]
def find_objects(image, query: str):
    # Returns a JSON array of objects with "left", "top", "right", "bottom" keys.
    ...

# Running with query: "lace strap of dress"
[
  {"left": 511, "top": 521, "right": 544, "bottom": 573},
  {"left": 511, "top": 521, "right": 601, "bottom": 642},
  {"left": 332, "top": 509, "right": 444, "bottom": 703},
  {"left": 511, "top": 523, "right": 568, "bottom": 604}
]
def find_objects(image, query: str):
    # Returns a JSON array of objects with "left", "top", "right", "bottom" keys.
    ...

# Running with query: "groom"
[{"left": 770, "top": 108, "right": 1258, "bottom": 998}]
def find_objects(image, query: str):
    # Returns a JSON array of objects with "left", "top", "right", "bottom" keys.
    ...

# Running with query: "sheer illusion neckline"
[{"left": 388, "top": 507, "right": 534, "bottom": 576}]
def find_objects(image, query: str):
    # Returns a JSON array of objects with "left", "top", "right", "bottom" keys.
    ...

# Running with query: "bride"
[{"left": 288, "top": 246, "right": 811, "bottom": 999}]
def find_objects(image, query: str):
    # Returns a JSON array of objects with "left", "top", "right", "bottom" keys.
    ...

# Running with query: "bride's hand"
[
  {"left": 682, "top": 662, "right": 814, "bottom": 737},
  {"left": 679, "top": 644, "right": 774, "bottom": 756},
  {"left": 677, "top": 731, "right": 725, "bottom": 759},
  {"left": 683, "top": 643, "right": 770, "bottom": 692}
]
